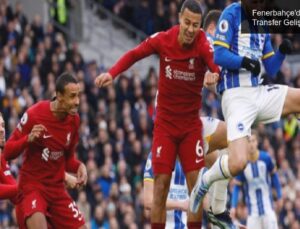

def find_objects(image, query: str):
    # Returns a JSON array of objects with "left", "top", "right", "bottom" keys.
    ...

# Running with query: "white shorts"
[
  {"left": 247, "top": 211, "right": 278, "bottom": 229},
  {"left": 201, "top": 116, "right": 220, "bottom": 154},
  {"left": 221, "top": 85, "right": 288, "bottom": 141}
]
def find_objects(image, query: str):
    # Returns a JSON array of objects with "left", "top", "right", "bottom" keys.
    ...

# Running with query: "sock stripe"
[{"left": 218, "top": 155, "right": 228, "bottom": 179}]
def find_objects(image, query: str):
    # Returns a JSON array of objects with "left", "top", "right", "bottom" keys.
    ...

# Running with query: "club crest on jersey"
[
  {"left": 66, "top": 132, "right": 71, "bottom": 146},
  {"left": 156, "top": 146, "right": 162, "bottom": 158},
  {"left": 237, "top": 122, "right": 244, "bottom": 132},
  {"left": 189, "top": 58, "right": 195, "bottom": 69}
]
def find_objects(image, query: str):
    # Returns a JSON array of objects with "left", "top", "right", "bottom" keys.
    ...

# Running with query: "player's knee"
[
  {"left": 229, "top": 155, "right": 247, "bottom": 176},
  {"left": 153, "top": 176, "right": 170, "bottom": 206},
  {"left": 26, "top": 212, "right": 47, "bottom": 229},
  {"left": 283, "top": 87, "right": 300, "bottom": 115}
]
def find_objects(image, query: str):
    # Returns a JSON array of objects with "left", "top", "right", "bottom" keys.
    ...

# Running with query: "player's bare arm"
[{"left": 144, "top": 179, "right": 189, "bottom": 212}]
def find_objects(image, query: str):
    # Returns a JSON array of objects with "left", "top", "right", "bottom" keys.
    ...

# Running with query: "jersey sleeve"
[
  {"left": 108, "top": 32, "right": 161, "bottom": 78},
  {"left": 201, "top": 35, "right": 220, "bottom": 74},
  {"left": 262, "top": 151, "right": 275, "bottom": 173},
  {"left": 3, "top": 110, "right": 34, "bottom": 160},
  {"left": 65, "top": 116, "right": 81, "bottom": 173},
  {"left": 262, "top": 34, "right": 275, "bottom": 60},
  {"left": 214, "top": 7, "right": 235, "bottom": 49},
  {"left": 235, "top": 172, "right": 246, "bottom": 183},
  {"left": 0, "top": 155, "right": 17, "bottom": 185},
  {"left": 143, "top": 152, "right": 154, "bottom": 181}
]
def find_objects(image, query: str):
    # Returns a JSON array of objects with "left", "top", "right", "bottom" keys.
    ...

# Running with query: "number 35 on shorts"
[{"left": 68, "top": 201, "right": 83, "bottom": 221}]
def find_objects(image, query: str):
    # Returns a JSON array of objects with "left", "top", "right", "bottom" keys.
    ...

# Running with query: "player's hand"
[
  {"left": 64, "top": 172, "right": 79, "bottom": 189},
  {"left": 279, "top": 39, "right": 293, "bottom": 54},
  {"left": 275, "top": 198, "right": 283, "bottom": 212},
  {"left": 241, "top": 57, "right": 260, "bottom": 75},
  {"left": 76, "top": 163, "right": 87, "bottom": 188},
  {"left": 230, "top": 208, "right": 237, "bottom": 220},
  {"left": 28, "top": 124, "right": 47, "bottom": 142},
  {"left": 180, "top": 199, "right": 189, "bottom": 211},
  {"left": 94, "top": 72, "right": 113, "bottom": 88},
  {"left": 204, "top": 71, "right": 219, "bottom": 87}
]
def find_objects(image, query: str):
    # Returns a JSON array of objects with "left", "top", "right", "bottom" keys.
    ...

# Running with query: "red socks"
[
  {"left": 187, "top": 222, "right": 202, "bottom": 229},
  {"left": 151, "top": 223, "right": 165, "bottom": 229}
]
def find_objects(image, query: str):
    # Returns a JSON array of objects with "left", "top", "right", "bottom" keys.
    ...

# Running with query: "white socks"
[
  {"left": 208, "top": 149, "right": 230, "bottom": 215},
  {"left": 203, "top": 154, "right": 232, "bottom": 186},
  {"left": 209, "top": 179, "right": 230, "bottom": 214}
]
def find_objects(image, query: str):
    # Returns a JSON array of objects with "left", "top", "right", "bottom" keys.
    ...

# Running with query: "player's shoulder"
[
  {"left": 259, "top": 150, "right": 272, "bottom": 161},
  {"left": 196, "top": 29, "right": 211, "bottom": 50},
  {"left": 151, "top": 26, "right": 179, "bottom": 42},
  {"left": 25, "top": 101, "right": 50, "bottom": 119},
  {"left": 223, "top": 2, "right": 241, "bottom": 15},
  {"left": 27, "top": 100, "right": 48, "bottom": 112},
  {"left": 74, "top": 113, "right": 80, "bottom": 123}
]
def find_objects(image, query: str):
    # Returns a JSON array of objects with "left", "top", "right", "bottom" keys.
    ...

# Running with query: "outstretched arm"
[
  {"left": 263, "top": 39, "right": 292, "bottom": 78},
  {"left": 271, "top": 172, "right": 282, "bottom": 200},
  {"left": 3, "top": 108, "right": 46, "bottom": 162},
  {"left": 143, "top": 179, "right": 188, "bottom": 211},
  {"left": 95, "top": 38, "right": 157, "bottom": 88}
]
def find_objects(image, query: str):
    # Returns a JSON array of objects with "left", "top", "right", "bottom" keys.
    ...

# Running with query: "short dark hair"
[
  {"left": 56, "top": 72, "right": 78, "bottom": 94},
  {"left": 180, "top": 0, "right": 202, "bottom": 15},
  {"left": 203, "top": 10, "right": 221, "bottom": 31}
]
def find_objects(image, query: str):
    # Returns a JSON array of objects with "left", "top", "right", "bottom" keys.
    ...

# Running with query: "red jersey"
[
  {"left": 0, "top": 154, "right": 18, "bottom": 202},
  {"left": 3, "top": 101, "right": 80, "bottom": 191},
  {"left": 109, "top": 25, "right": 219, "bottom": 126}
]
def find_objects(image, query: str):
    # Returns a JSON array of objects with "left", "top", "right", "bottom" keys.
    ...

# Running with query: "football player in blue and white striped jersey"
[
  {"left": 231, "top": 130, "right": 282, "bottom": 229},
  {"left": 190, "top": 1, "right": 300, "bottom": 223}
]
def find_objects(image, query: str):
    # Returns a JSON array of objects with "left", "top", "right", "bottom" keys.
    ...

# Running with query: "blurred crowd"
[
  {"left": 98, "top": 0, "right": 300, "bottom": 53},
  {"left": 0, "top": 0, "right": 299, "bottom": 229}
]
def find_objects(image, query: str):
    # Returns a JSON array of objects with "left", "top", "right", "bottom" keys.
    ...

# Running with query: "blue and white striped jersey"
[
  {"left": 144, "top": 153, "right": 188, "bottom": 229},
  {"left": 214, "top": 2, "right": 275, "bottom": 93},
  {"left": 235, "top": 151, "right": 276, "bottom": 217}
]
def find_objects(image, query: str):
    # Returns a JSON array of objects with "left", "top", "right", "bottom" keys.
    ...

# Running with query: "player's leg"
[
  {"left": 205, "top": 120, "right": 230, "bottom": 216},
  {"left": 206, "top": 120, "right": 228, "bottom": 154},
  {"left": 17, "top": 190, "right": 48, "bottom": 229},
  {"left": 48, "top": 191, "right": 86, "bottom": 229},
  {"left": 26, "top": 213, "right": 48, "bottom": 229},
  {"left": 178, "top": 127, "right": 205, "bottom": 228},
  {"left": 190, "top": 88, "right": 257, "bottom": 213},
  {"left": 247, "top": 216, "right": 262, "bottom": 229},
  {"left": 151, "top": 129, "right": 177, "bottom": 228},
  {"left": 281, "top": 87, "right": 300, "bottom": 116},
  {"left": 263, "top": 211, "right": 278, "bottom": 229}
]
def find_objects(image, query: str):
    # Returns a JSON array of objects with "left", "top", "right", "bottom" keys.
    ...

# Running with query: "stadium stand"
[{"left": 0, "top": 0, "right": 299, "bottom": 228}]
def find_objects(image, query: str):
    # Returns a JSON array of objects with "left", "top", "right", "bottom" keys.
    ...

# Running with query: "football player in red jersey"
[
  {"left": 3, "top": 72, "right": 87, "bottom": 229},
  {"left": 0, "top": 112, "right": 20, "bottom": 204},
  {"left": 95, "top": 0, "right": 219, "bottom": 228}
]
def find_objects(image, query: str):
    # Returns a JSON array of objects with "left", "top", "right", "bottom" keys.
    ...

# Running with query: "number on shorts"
[
  {"left": 68, "top": 201, "right": 83, "bottom": 221},
  {"left": 195, "top": 140, "right": 204, "bottom": 158}
]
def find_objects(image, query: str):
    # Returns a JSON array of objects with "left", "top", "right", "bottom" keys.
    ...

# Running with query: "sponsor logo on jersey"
[
  {"left": 165, "top": 65, "right": 172, "bottom": 79},
  {"left": 189, "top": 58, "right": 195, "bottom": 69}
]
